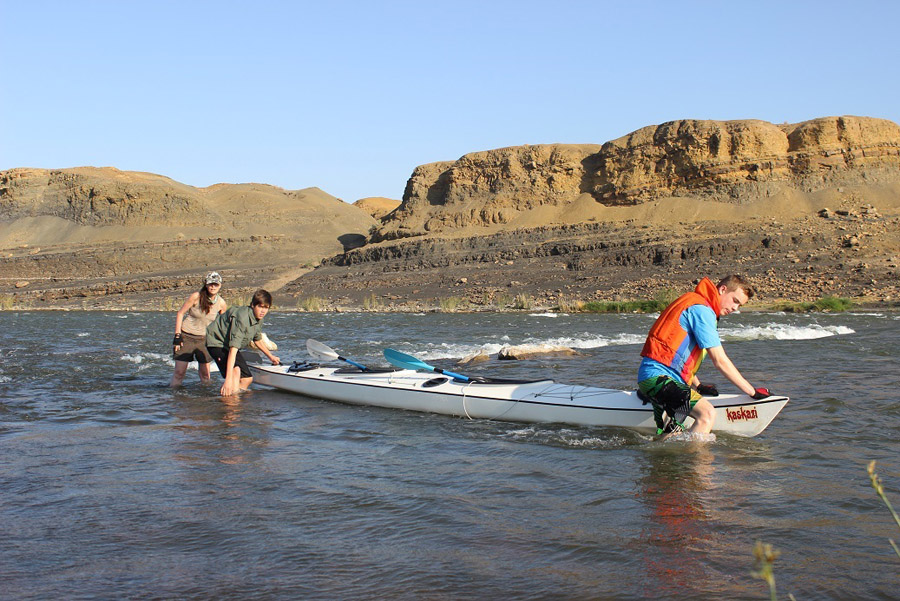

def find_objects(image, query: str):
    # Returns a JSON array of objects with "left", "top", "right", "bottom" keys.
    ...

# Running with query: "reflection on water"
[
  {"left": 638, "top": 444, "right": 716, "bottom": 598},
  {"left": 170, "top": 391, "right": 273, "bottom": 468}
]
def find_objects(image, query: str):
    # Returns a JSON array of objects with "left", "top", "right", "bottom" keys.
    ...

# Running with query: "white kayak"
[{"left": 248, "top": 362, "right": 788, "bottom": 437}]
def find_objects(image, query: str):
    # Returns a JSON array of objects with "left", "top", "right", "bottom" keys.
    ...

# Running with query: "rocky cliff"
[
  {"left": 1, "top": 167, "right": 203, "bottom": 226},
  {"left": 0, "top": 167, "right": 377, "bottom": 235},
  {"left": 375, "top": 116, "right": 900, "bottom": 240},
  {"left": 2, "top": 115, "right": 899, "bottom": 310},
  {"left": 0, "top": 167, "right": 377, "bottom": 304}
]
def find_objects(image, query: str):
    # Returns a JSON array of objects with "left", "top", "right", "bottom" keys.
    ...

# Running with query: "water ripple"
[{"left": 1, "top": 311, "right": 897, "bottom": 600}]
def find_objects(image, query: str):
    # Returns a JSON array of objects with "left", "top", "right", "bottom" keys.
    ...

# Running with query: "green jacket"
[{"left": 206, "top": 305, "right": 263, "bottom": 350}]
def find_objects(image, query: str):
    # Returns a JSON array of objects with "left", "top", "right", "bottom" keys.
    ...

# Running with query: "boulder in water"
[{"left": 498, "top": 344, "right": 580, "bottom": 360}]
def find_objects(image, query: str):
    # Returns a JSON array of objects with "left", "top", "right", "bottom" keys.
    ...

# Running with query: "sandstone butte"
[{"left": 1, "top": 115, "right": 899, "bottom": 311}]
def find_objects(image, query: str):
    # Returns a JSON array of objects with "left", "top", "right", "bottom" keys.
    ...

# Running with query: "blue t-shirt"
[{"left": 638, "top": 304, "right": 721, "bottom": 383}]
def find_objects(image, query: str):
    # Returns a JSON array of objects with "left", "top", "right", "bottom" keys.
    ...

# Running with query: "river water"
[{"left": 1, "top": 310, "right": 897, "bottom": 600}]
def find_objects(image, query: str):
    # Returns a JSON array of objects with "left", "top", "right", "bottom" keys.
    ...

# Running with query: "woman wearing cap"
[{"left": 170, "top": 272, "right": 228, "bottom": 387}]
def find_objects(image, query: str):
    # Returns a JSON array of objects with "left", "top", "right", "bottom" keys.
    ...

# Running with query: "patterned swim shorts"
[{"left": 638, "top": 375, "right": 702, "bottom": 433}]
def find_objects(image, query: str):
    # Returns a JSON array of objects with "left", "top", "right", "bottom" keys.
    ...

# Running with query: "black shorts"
[
  {"left": 174, "top": 332, "right": 212, "bottom": 364},
  {"left": 207, "top": 346, "right": 253, "bottom": 379}
]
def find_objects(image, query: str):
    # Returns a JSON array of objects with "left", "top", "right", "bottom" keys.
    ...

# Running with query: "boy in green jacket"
[{"left": 207, "top": 289, "right": 280, "bottom": 397}]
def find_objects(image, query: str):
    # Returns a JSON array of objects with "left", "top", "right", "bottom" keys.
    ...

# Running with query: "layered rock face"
[
  {"left": 0, "top": 167, "right": 203, "bottom": 226},
  {"left": 593, "top": 116, "right": 900, "bottom": 203},
  {"left": 376, "top": 116, "right": 900, "bottom": 239},
  {"left": 377, "top": 145, "right": 602, "bottom": 240},
  {"left": 0, "top": 167, "right": 379, "bottom": 234},
  {"left": 0, "top": 167, "right": 378, "bottom": 301}
]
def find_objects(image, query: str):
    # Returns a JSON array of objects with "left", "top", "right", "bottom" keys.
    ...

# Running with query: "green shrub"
[
  {"left": 362, "top": 293, "right": 382, "bottom": 311},
  {"left": 580, "top": 299, "right": 663, "bottom": 313},
  {"left": 652, "top": 287, "right": 681, "bottom": 308},
  {"left": 814, "top": 295, "right": 853, "bottom": 312},
  {"left": 297, "top": 296, "right": 323, "bottom": 312},
  {"left": 513, "top": 293, "right": 532, "bottom": 310},
  {"left": 556, "top": 296, "right": 584, "bottom": 313},
  {"left": 751, "top": 541, "right": 783, "bottom": 601},
  {"left": 494, "top": 293, "right": 513, "bottom": 309},
  {"left": 578, "top": 288, "right": 678, "bottom": 314},
  {"left": 438, "top": 296, "right": 466, "bottom": 312},
  {"left": 776, "top": 295, "right": 853, "bottom": 313},
  {"left": 868, "top": 460, "right": 900, "bottom": 559}
]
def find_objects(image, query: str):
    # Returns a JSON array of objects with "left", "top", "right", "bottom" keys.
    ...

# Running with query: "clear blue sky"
[{"left": 2, "top": 1, "right": 898, "bottom": 202}]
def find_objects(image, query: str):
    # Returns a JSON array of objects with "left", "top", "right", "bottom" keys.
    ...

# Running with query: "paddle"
[
  {"left": 383, "top": 348, "right": 471, "bottom": 382},
  {"left": 306, "top": 339, "right": 369, "bottom": 371}
]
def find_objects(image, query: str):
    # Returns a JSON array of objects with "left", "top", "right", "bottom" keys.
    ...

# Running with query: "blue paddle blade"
[
  {"left": 383, "top": 348, "right": 430, "bottom": 371},
  {"left": 383, "top": 348, "right": 470, "bottom": 382}
]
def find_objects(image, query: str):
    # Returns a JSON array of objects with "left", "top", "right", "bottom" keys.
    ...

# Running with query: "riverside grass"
[
  {"left": 0, "top": 288, "right": 862, "bottom": 313},
  {"left": 753, "top": 461, "right": 898, "bottom": 600},
  {"left": 564, "top": 293, "right": 854, "bottom": 315},
  {"left": 561, "top": 288, "right": 679, "bottom": 314},
  {"left": 297, "top": 296, "right": 323, "bottom": 312},
  {"left": 362, "top": 293, "right": 382, "bottom": 311},
  {"left": 513, "top": 293, "right": 532, "bottom": 310},
  {"left": 0, "top": 294, "right": 22, "bottom": 310},
  {"left": 776, "top": 295, "right": 854, "bottom": 313},
  {"left": 751, "top": 541, "right": 791, "bottom": 601},
  {"left": 868, "top": 460, "right": 900, "bottom": 559},
  {"left": 438, "top": 296, "right": 467, "bottom": 312}
]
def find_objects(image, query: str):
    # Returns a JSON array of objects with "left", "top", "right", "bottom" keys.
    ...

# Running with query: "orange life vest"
[{"left": 640, "top": 278, "right": 722, "bottom": 383}]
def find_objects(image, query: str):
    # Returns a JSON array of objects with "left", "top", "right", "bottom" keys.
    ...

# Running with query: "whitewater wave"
[
  {"left": 120, "top": 352, "right": 219, "bottom": 372},
  {"left": 414, "top": 342, "right": 506, "bottom": 360},
  {"left": 721, "top": 323, "right": 854, "bottom": 341},
  {"left": 500, "top": 425, "right": 639, "bottom": 448},
  {"left": 662, "top": 432, "right": 717, "bottom": 443},
  {"left": 536, "top": 333, "right": 645, "bottom": 349},
  {"left": 403, "top": 322, "right": 854, "bottom": 360},
  {"left": 407, "top": 332, "right": 644, "bottom": 361},
  {"left": 120, "top": 352, "right": 169, "bottom": 372}
]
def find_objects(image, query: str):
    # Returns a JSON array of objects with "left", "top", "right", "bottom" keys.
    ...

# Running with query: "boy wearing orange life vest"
[{"left": 638, "top": 275, "right": 772, "bottom": 435}]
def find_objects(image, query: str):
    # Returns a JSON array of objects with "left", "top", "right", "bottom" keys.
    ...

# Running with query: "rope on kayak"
[
  {"left": 532, "top": 383, "right": 625, "bottom": 401},
  {"left": 461, "top": 380, "right": 527, "bottom": 421},
  {"left": 462, "top": 380, "right": 473, "bottom": 419},
  {"left": 461, "top": 381, "right": 631, "bottom": 421},
  {"left": 466, "top": 382, "right": 571, "bottom": 420}
]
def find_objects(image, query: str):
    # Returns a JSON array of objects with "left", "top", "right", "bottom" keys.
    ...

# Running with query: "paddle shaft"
[
  {"left": 338, "top": 356, "right": 368, "bottom": 371},
  {"left": 430, "top": 366, "right": 470, "bottom": 382}
]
